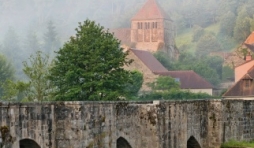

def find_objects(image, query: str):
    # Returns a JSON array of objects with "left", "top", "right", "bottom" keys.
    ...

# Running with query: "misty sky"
[{"left": 0, "top": 0, "right": 149, "bottom": 42}]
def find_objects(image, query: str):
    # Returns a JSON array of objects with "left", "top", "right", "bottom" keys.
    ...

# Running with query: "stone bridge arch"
[
  {"left": 187, "top": 136, "right": 201, "bottom": 148},
  {"left": 19, "top": 138, "right": 41, "bottom": 148},
  {"left": 117, "top": 137, "right": 132, "bottom": 148}
]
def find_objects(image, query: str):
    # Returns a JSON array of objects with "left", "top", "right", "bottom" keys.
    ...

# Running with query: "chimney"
[{"left": 246, "top": 52, "right": 252, "bottom": 61}]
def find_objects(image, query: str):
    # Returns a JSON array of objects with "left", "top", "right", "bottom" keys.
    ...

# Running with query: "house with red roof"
[
  {"left": 244, "top": 31, "right": 254, "bottom": 52},
  {"left": 125, "top": 48, "right": 213, "bottom": 95},
  {"left": 154, "top": 71, "right": 213, "bottom": 95},
  {"left": 224, "top": 66, "right": 254, "bottom": 99},
  {"left": 223, "top": 32, "right": 254, "bottom": 98}
]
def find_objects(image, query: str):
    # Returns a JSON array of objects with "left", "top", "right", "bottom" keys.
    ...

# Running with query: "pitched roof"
[
  {"left": 242, "top": 32, "right": 254, "bottom": 52},
  {"left": 245, "top": 32, "right": 254, "bottom": 45},
  {"left": 154, "top": 71, "right": 213, "bottom": 89},
  {"left": 132, "top": 0, "right": 171, "bottom": 21},
  {"left": 235, "top": 59, "right": 254, "bottom": 68},
  {"left": 130, "top": 48, "right": 168, "bottom": 73},
  {"left": 223, "top": 66, "right": 254, "bottom": 97},
  {"left": 110, "top": 28, "right": 131, "bottom": 45}
]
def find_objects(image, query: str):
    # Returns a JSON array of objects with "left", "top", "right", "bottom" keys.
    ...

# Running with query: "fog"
[
  {"left": 0, "top": 0, "right": 252, "bottom": 79},
  {"left": 0, "top": 0, "right": 148, "bottom": 41}
]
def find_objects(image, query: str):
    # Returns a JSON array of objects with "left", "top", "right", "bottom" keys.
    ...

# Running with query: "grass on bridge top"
[{"left": 221, "top": 139, "right": 254, "bottom": 148}]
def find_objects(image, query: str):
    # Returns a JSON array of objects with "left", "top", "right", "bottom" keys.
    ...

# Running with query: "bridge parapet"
[{"left": 0, "top": 99, "right": 254, "bottom": 148}]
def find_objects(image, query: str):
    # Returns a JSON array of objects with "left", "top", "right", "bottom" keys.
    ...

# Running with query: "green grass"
[
  {"left": 204, "top": 23, "right": 220, "bottom": 34},
  {"left": 175, "top": 23, "right": 238, "bottom": 53},
  {"left": 221, "top": 140, "right": 254, "bottom": 148},
  {"left": 175, "top": 28, "right": 196, "bottom": 53}
]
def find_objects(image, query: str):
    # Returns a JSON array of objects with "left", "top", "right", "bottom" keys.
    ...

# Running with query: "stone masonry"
[{"left": 1, "top": 100, "right": 254, "bottom": 148}]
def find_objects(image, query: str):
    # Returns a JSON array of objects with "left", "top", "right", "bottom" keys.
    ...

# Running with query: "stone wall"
[
  {"left": 124, "top": 50, "right": 159, "bottom": 92},
  {"left": 1, "top": 100, "right": 254, "bottom": 148}
]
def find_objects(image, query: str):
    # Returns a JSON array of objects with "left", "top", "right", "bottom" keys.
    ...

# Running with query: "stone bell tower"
[{"left": 131, "top": 0, "right": 178, "bottom": 58}]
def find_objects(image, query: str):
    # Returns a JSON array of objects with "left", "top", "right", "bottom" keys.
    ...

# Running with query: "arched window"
[
  {"left": 187, "top": 136, "right": 201, "bottom": 148},
  {"left": 117, "top": 137, "right": 132, "bottom": 148},
  {"left": 19, "top": 139, "right": 41, "bottom": 148}
]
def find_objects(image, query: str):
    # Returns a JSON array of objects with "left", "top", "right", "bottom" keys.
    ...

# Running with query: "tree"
[
  {"left": 233, "top": 7, "right": 251, "bottom": 42},
  {"left": 124, "top": 70, "right": 143, "bottom": 97},
  {"left": 196, "top": 34, "right": 221, "bottom": 58},
  {"left": 2, "top": 80, "right": 29, "bottom": 101},
  {"left": 219, "top": 11, "right": 236, "bottom": 37},
  {"left": 22, "top": 51, "right": 52, "bottom": 102},
  {"left": 205, "top": 56, "right": 224, "bottom": 80},
  {"left": 24, "top": 30, "right": 41, "bottom": 53},
  {"left": 192, "top": 25, "right": 205, "bottom": 42},
  {"left": 148, "top": 76, "right": 180, "bottom": 91},
  {"left": 222, "top": 66, "right": 234, "bottom": 81},
  {"left": 49, "top": 19, "right": 133, "bottom": 101},
  {"left": 0, "top": 54, "right": 15, "bottom": 99},
  {"left": 192, "top": 61, "right": 220, "bottom": 86},
  {"left": 43, "top": 20, "right": 60, "bottom": 55},
  {"left": 2, "top": 27, "right": 24, "bottom": 79},
  {"left": 154, "top": 51, "right": 176, "bottom": 70}
]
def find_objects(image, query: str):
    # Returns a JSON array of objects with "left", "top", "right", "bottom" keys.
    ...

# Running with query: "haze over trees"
[{"left": 0, "top": 0, "right": 251, "bottom": 101}]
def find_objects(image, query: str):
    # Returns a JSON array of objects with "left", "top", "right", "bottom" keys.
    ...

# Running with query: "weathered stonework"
[
  {"left": 1, "top": 100, "right": 254, "bottom": 148},
  {"left": 124, "top": 51, "right": 159, "bottom": 92}
]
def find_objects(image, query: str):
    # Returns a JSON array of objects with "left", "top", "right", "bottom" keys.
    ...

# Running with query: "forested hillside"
[{"left": 0, "top": 0, "right": 253, "bottom": 80}]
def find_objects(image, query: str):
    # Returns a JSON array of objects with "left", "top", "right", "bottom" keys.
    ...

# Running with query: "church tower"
[{"left": 131, "top": 0, "right": 177, "bottom": 58}]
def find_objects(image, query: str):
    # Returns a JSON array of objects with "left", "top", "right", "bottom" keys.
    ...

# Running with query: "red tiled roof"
[
  {"left": 154, "top": 71, "right": 213, "bottom": 89},
  {"left": 132, "top": 0, "right": 171, "bottom": 21},
  {"left": 223, "top": 66, "right": 254, "bottom": 97},
  {"left": 245, "top": 32, "right": 254, "bottom": 45},
  {"left": 110, "top": 28, "right": 131, "bottom": 45},
  {"left": 130, "top": 49, "right": 168, "bottom": 73},
  {"left": 235, "top": 59, "right": 254, "bottom": 68}
]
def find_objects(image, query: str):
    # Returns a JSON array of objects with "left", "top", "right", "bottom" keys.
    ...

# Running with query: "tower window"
[{"left": 152, "top": 22, "right": 157, "bottom": 29}]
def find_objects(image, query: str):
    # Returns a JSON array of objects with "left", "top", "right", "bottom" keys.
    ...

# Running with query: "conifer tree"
[{"left": 43, "top": 20, "right": 60, "bottom": 55}]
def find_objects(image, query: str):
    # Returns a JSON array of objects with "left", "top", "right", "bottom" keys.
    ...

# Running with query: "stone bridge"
[{"left": 0, "top": 99, "right": 254, "bottom": 148}]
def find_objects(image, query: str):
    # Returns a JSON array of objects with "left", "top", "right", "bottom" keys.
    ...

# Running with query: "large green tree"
[{"left": 49, "top": 20, "right": 133, "bottom": 101}]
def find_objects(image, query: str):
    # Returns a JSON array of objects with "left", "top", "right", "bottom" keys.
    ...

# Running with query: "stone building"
[
  {"left": 112, "top": 0, "right": 178, "bottom": 58},
  {"left": 125, "top": 48, "right": 213, "bottom": 95},
  {"left": 130, "top": 0, "right": 176, "bottom": 57}
]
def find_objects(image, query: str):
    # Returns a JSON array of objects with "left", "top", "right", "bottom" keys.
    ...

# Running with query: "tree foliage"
[
  {"left": 0, "top": 54, "right": 15, "bottom": 99},
  {"left": 2, "top": 80, "right": 29, "bottom": 101},
  {"left": 219, "top": 11, "right": 236, "bottom": 37},
  {"left": 148, "top": 76, "right": 180, "bottom": 91},
  {"left": 222, "top": 66, "right": 234, "bottom": 81},
  {"left": 141, "top": 75, "right": 213, "bottom": 100},
  {"left": 23, "top": 51, "right": 52, "bottom": 102},
  {"left": 154, "top": 51, "right": 176, "bottom": 70},
  {"left": 43, "top": 21, "right": 60, "bottom": 55},
  {"left": 196, "top": 34, "right": 221, "bottom": 58},
  {"left": 124, "top": 70, "right": 143, "bottom": 97},
  {"left": 233, "top": 7, "right": 251, "bottom": 42},
  {"left": 192, "top": 25, "right": 205, "bottom": 42},
  {"left": 49, "top": 19, "right": 133, "bottom": 101},
  {"left": 154, "top": 51, "right": 223, "bottom": 86}
]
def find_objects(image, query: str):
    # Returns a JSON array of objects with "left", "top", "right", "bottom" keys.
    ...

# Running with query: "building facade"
[{"left": 130, "top": 0, "right": 176, "bottom": 57}]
